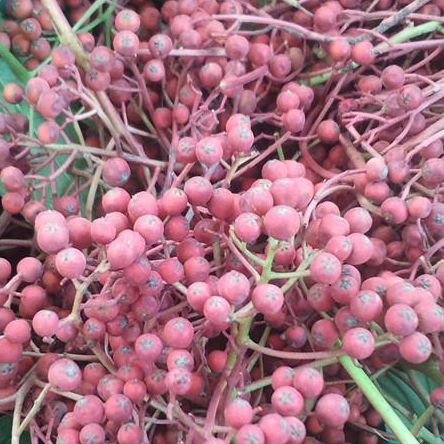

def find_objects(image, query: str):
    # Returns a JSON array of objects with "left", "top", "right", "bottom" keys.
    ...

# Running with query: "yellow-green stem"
[{"left": 411, "top": 406, "right": 435, "bottom": 437}]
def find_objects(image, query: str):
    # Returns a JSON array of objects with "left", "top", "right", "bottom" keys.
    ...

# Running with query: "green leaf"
[
  {"left": 0, "top": 43, "right": 30, "bottom": 84},
  {"left": 379, "top": 374, "right": 425, "bottom": 417},
  {"left": 30, "top": 112, "right": 80, "bottom": 208},
  {"left": 378, "top": 371, "right": 443, "bottom": 443},
  {"left": 0, "top": 60, "right": 30, "bottom": 116},
  {"left": 0, "top": 53, "right": 81, "bottom": 207},
  {"left": 0, "top": 7, "right": 82, "bottom": 205},
  {"left": 0, "top": 416, "right": 31, "bottom": 444}
]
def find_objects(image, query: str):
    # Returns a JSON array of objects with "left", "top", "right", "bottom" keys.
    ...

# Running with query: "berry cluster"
[{"left": 0, "top": 0, "right": 444, "bottom": 444}]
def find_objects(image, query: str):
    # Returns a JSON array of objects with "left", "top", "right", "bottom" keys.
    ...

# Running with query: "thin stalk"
[
  {"left": 18, "top": 383, "right": 51, "bottom": 435},
  {"left": 77, "top": 14, "right": 109, "bottom": 33},
  {"left": 247, "top": 340, "right": 343, "bottom": 360},
  {"left": 307, "top": 21, "right": 442, "bottom": 86},
  {"left": 247, "top": 326, "right": 271, "bottom": 372},
  {"left": 11, "top": 376, "right": 35, "bottom": 444},
  {"left": 239, "top": 377, "right": 272, "bottom": 395},
  {"left": 259, "top": 238, "right": 278, "bottom": 284},
  {"left": 41, "top": 0, "right": 147, "bottom": 158},
  {"left": 23, "top": 351, "right": 99, "bottom": 361},
  {"left": 85, "top": 164, "right": 102, "bottom": 220},
  {"left": 270, "top": 270, "right": 311, "bottom": 280},
  {"left": 411, "top": 406, "right": 435, "bottom": 437},
  {"left": 104, "top": 6, "right": 114, "bottom": 47},
  {"left": 72, "top": 0, "right": 111, "bottom": 32},
  {"left": 70, "top": 260, "right": 109, "bottom": 321},
  {"left": 40, "top": 0, "right": 89, "bottom": 68},
  {"left": 229, "top": 229, "right": 265, "bottom": 266}
]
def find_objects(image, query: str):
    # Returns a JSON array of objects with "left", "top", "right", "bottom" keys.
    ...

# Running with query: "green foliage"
[
  {"left": 379, "top": 373, "right": 427, "bottom": 417},
  {"left": 0, "top": 416, "right": 31, "bottom": 444},
  {"left": 379, "top": 370, "right": 443, "bottom": 443},
  {"left": 0, "top": 44, "right": 80, "bottom": 207}
]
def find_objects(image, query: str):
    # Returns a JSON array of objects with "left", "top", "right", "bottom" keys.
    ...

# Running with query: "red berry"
[{"left": 315, "top": 393, "right": 350, "bottom": 427}]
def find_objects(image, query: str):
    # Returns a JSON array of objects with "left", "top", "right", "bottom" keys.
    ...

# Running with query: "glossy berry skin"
[
  {"left": 165, "top": 368, "right": 192, "bottom": 395},
  {"left": 218, "top": 271, "right": 250, "bottom": 306},
  {"left": 349, "top": 290, "right": 383, "bottom": 322},
  {"left": 55, "top": 248, "right": 86, "bottom": 279}
]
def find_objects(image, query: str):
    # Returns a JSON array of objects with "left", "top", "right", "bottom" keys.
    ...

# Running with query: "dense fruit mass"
[{"left": 0, "top": 0, "right": 444, "bottom": 444}]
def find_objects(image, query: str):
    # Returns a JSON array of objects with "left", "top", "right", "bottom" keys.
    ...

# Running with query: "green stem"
[
  {"left": 418, "top": 427, "right": 443, "bottom": 444},
  {"left": 72, "top": 0, "right": 110, "bottom": 32},
  {"left": 85, "top": 164, "right": 102, "bottom": 220},
  {"left": 411, "top": 405, "right": 435, "bottom": 437},
  {"left": 105, "top": 6, "right": 114, "bottom": 47},
  {"left": 239, "top": 377, "right": 272, "bottom": 395},
  {"left": 387, "top": 21, "right": 441, "bottom": 45},
  {"left": 226, "top": 238, "right": 279, "bottom": 400},
  {"left": 77, "top": 15, "right": 108, "bottom": 34},
  {"left": 340, "top": 355, "right": 420, "bottom": 444},
  {"left": 270, "top": 270, "right": 311, "bottom": 280},
  {"left": 247, "top": 326, "right": 271, "bottom": 372},
  {"left": 306, "top": 21, "right": 442, "bottom": 86},
  {"left": 0, "top": 43, "right": 30, "bottom": 83},
  {"left": 41, "top": 0, "right": 89, "bottom": 69},
  {"left": 11, "top": 376, "right": 35, "bottom": 444},
  {"left": 259, "top": 237, "right": 278, "bottom": 283},
  {"left": 281, "top": 251, "right": 317, "bottom": 293},
  {"left": 237, "top": 317, "right": 254, "bottom": 347},
  {"left": 28, "top": 107, "right": 35, "bottom": 137},
  {"left": 229, "top": 229, "right": 265, "bottom": 266}
]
